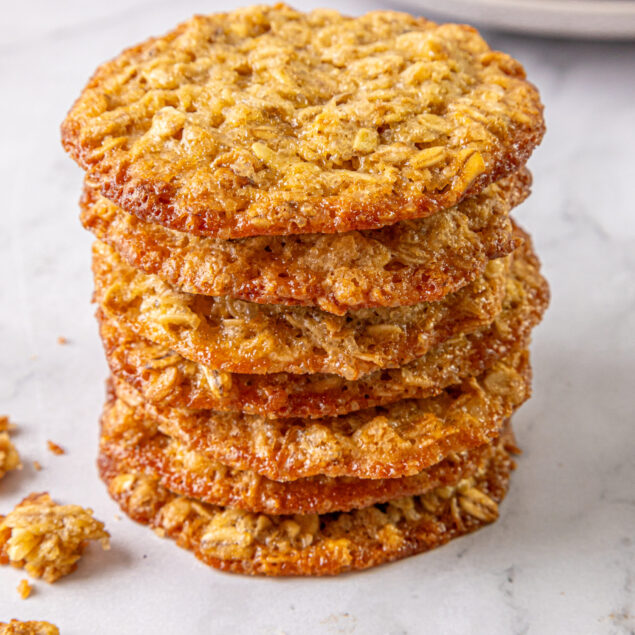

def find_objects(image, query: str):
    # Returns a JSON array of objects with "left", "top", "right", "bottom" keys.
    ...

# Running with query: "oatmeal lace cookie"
[
  {"left": 100, "top": 392, "right": 513, "bottom": 514},
  {"left": 98, "top": 423, "right": 518, "bottom": 575},
  {"left": 81, "top": 170, "right": 529, "bottom": 314},
  {"left": 97, "top": 226, "right": 548, "bottom": 417},
  {"left": 110, "top": 350, "right": 530, "bottom": 481},
  {"left": 61, "top": 5, "right": 544, "bottom": 238},
  {"left": 92, "top": 241, "right": 509, "bottom": 380}
]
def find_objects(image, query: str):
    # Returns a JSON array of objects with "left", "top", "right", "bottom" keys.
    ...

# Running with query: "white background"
[{"left": 0, "top": 1, "right": 634, "bottom": 633}]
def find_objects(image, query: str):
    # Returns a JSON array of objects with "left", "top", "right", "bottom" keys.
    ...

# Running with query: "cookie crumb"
[
  {"left": 0, "top": 619, "right": 59, "bottom": 634},
  {"left": 57, "top": 336, "right": 68, "bottom": 345},
  {"left": 17, "top": 578, "right": 32, "bottom": 599},
  {"left": 46, "top": 441, "right": 65, "bottom": 456},
  {"left": 33, "top": 461, "right": 42, "bottom": 472},
  {"left": 0, "top": 492, "right": 110, "bottom": 582}
]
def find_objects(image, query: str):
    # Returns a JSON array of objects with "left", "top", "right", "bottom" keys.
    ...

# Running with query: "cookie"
[
  {"left": 81, "top": 170, "right": 529, "bottom": 314},
  {"left": 100, "top": 395, "right": 513, "bottom": 514},
  {"left": 110, "top": 349, "right": 530, "bottom": 481},
  {"left": 62, "top": 6, "right": 544, "bottom": 238},
  {"left": 97, "top": 227, "right": 548, "bottom": 417},
  {"left": 92, "top": 241, "right": 509, "bottom": 380},
  {"left": 98, "top": 424, "right": 517, "bottom": 575}
]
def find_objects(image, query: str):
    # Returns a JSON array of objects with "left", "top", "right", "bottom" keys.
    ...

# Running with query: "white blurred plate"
[{"left": 403, "top": 0, "right": 635, "bottom": 39}]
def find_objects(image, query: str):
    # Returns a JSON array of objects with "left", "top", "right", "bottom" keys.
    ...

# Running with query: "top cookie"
[{"left": 61, "top": 5, "right": 544, "bottom": 238}]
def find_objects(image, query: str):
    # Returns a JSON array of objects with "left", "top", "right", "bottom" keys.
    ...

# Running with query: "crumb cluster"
[
  {"left": 0, "top": 493, "right": 110, "bottom": 583},
  {"left": 0, "top": 417, "right": 21, "bottom": 480}
]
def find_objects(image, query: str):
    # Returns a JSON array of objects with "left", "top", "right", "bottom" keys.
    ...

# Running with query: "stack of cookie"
[{"left": 61, "top": 5, "right": 548, "bottom": 575}]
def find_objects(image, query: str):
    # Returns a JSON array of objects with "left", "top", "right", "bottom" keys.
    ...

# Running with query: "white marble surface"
[{"left": 0, "top": 2, "right": 634, "bottom": 633}]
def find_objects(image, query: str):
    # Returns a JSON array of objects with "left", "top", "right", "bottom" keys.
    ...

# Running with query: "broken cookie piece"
[
  {"left": 0, "top": 493, "right": 110, "bottom": 582},
  {"left": 0, "top": 415, "right": 14, "bottom": 432},
  {"left": 0, "top": 434, "right": 21, "bottom": 480},
  {"left": 0, "top": 621, "right": 59, "bottom": 635},
  {"left": 0, "top": 416, "right": 22, "bottom": 480}
]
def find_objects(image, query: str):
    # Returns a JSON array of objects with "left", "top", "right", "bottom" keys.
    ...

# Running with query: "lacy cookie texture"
[
  {"left": 93, "top": 240, "right": 509, "bottom": 379},
  {"left": 98, "top": 227, "right": 547, "bottom": 417},
  {"left": 62, "top": 5, "right": 544, "bottom": 238},
  {"left": 100, "top": 392, "right": 513, "bottom": 514},
  {"left": 111, "top": 350, "right": 530, "bottom": 481},
  {"left": 81, "top": 170, "right": 529, "bottom": 314},
  {"left": 99, "top": 426, "right": 517, "bottom": 575}
]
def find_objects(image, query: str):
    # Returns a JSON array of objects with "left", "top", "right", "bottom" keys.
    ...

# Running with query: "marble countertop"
[{"left": 0, "top": 2, "right": 633, "bottom": 633}]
